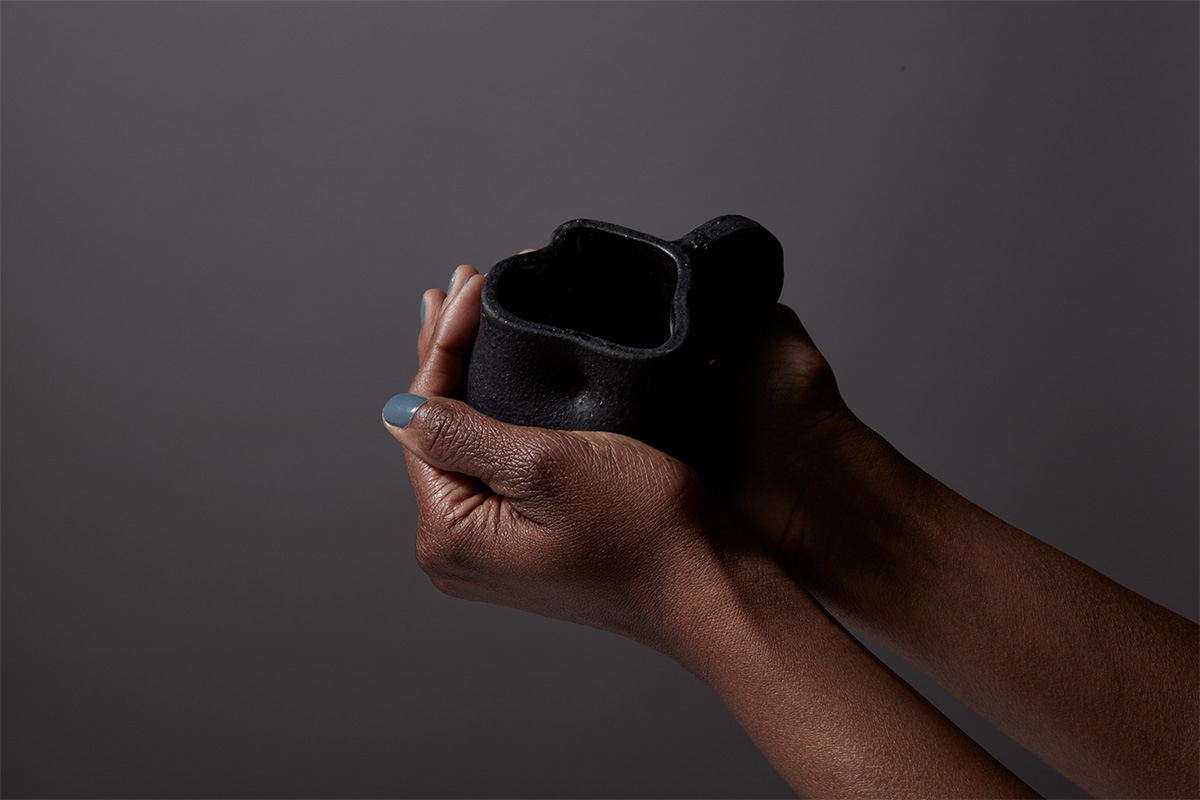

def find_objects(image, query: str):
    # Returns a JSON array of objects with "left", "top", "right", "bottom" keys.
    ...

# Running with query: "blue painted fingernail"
[
  {"left": 383, "top": 393, "right": 428, "bottom": 428},
  {"left": 419, "top": 295, "right": 426, "bottom": 324},
  {"left": 447, "top": 271, "right": 458, "bottom": 297}
]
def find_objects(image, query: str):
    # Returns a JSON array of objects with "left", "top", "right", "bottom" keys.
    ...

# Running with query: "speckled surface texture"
[{"left": 467, "top": 216, "right": 783, "bottom": 464}]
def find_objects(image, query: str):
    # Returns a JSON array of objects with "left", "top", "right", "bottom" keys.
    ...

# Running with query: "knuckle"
[
  {"left": 416, "top": 401, "right": 471, "bottom": 462},
  {"left": 513, "top": 439, "right": 554, "bottom": 483},
  {"left": 505, "top": 434, "right": 568, "bottom": 495}
]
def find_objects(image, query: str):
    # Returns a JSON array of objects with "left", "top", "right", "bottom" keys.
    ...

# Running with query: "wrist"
[
  {"left": 735, "top": 409, "right": 907, "bottom": 553},
  {"left": 763, "top": 415, "right": 948, "bottom": 616},
  {"left": 648, "top": 527, "right": 824, "bottom": 680}
]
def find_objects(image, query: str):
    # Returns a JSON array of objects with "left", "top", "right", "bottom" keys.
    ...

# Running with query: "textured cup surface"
[{"left": 465, "top": 215, "right": 784, "bottom": 464}]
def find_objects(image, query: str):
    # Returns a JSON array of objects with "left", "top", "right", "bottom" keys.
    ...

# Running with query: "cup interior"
[{"left": 495, "top": 228, "right": 678, "bottom": 349}]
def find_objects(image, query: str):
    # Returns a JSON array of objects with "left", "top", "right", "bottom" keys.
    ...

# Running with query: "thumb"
[{"left": 383, "top": 394, "right": 569, "bottom": 500}]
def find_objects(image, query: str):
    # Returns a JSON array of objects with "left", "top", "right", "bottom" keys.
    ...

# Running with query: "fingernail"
[
  {"left": 383, "top": 393, "right": 428, "bottom": 428},
  {"left": 447, "top": 271, "right": 458, "bottom": 297},
  {"left": 419, "top": 295, "right": 426, "bottom": 324}
]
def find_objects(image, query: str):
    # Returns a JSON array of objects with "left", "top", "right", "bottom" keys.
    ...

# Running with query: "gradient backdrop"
[{"left": 3, "top": 3, "right": 1196, "bottom": 798}]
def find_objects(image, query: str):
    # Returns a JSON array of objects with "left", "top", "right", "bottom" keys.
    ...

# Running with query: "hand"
[
  {"left": 703, "top": 303, "right": 871, "bottom": 562},
  {"left": 382, "top": 267, "right": 1042, "bottom": 799},
  {"left": 387, "top": 266, "right": 735, "bottom": 653},
  {"left": 709, "top": 300, "right": 1199, "bottom": 799}
]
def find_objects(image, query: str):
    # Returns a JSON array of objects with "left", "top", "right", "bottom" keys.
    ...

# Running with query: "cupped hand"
[
  {"left": 386, "top": 266, "right": 737, "bottom": 652},
  {"left": 703, "top": 303, "right": 875, "bottom": 562},
  {"left": 380, "top": 268, "right": 1055, "bottom": 800}
]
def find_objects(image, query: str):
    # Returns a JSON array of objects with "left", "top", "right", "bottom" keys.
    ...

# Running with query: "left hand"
[{"left": 384, "top": 266, "right": 742, "bottom": 653}]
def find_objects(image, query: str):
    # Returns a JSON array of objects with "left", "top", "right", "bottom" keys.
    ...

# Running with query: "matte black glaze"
[{"left": 466, "top": 215, "right": 784, "bottom": 465}]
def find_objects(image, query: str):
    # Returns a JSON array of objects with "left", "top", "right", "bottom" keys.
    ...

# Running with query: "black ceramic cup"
[{"left": 465, "top": 215, "right": 784, "bottom": 466}]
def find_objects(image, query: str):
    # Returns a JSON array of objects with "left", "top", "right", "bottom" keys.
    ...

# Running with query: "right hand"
[{"left": 704, "top": 304, "right": 875, "bottom": 563}]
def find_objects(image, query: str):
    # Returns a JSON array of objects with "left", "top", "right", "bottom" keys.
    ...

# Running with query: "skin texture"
[
  {"left": 387, "top": 267, "right": 1038, "bottom": 799},
  {"left": 388, "top": 263, "right": 1198, "bottom": 798},
  {"left": 710, "top": 305, "right": 1200, "bottom": 799}
]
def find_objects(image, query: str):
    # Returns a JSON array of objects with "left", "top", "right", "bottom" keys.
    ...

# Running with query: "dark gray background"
[{"left": 3, "top": 2, "right": 1196, "bottom": 798}]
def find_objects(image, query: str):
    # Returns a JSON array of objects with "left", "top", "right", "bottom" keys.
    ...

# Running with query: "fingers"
[
  {"left": 411, "top": 268, "right": 483, "bottom": 399},
  {"left": 417, "top": 264, "right": 480, "bottom": 368},
  {"left": 416, "top": 288, "right": 444, "bottom": 366},
  {"left": 386, "top": 395, "right": 572, "bottom": 502},
  {"left": 446, "top": 263, "right": 478, "bottom": 301}
]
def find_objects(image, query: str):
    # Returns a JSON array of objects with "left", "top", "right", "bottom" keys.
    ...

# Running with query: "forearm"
[
  {"left": 790, "top": 423, "right": 1199, "bottom": 798},
  {"left": 662, "top": 544, "right": 1039, "bottom": 799}
]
